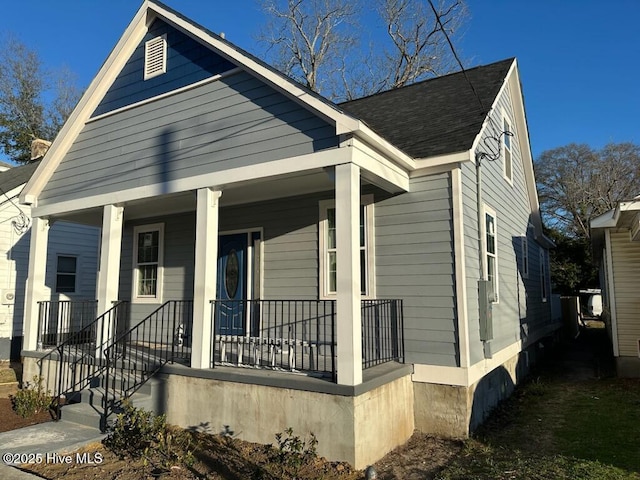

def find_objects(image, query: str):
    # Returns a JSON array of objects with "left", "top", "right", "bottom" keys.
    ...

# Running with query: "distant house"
[
  {"left": 19, "top": 0, "right": 559, "bottom": 468},
  {"left": 591, "top": 201, "right": 640, "bottom": 377},
  {"left": 0, "top": 160, "right": 99, "bottom": 360}
]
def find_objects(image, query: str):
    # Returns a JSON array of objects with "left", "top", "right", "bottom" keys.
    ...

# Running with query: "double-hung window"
[
  {"left": 319, "top": 195, "right": 374, "bottom": 298},
  {"left": 483, "top": 206, "right": 498, "bottom": 302},
  {"left": 133, "top": 223, "right": 164, "bottom": 302},
  {"left": 56, "top": 255, "right": 77, "bottom": 293}
]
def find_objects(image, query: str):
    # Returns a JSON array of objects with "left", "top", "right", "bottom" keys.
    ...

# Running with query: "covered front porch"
[{"left": 24, "top": 158, "right": 408, "bottom": 388}]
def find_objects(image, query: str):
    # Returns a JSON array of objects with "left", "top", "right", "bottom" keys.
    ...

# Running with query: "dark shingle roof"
[
  {"left": 0, "top": 161, "right": 41, "bottom": 197},
  {"left": 339, "top": 58, "right": 514, "bottom": 158}
]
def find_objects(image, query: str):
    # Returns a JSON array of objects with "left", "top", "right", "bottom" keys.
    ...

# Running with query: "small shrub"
[
  {"left": 270, "top": 427, "right": 318, "bottom": 476},
  {"left": 10, "top": 375, "right": 52, "bottom": 418},
  {"left": 103, "top": 402, "right": 165, "bottom": 457},
  {"left": 104, "top": 402, "right": 196, "bottom": 472}
]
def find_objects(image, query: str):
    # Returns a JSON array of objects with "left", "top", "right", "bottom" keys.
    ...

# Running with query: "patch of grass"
[
  {"left": 555, "top": 379, "right": 640, "bottom": 472},
  {"left": 437, "top": 440, "right": 638, "bottom": 480}
]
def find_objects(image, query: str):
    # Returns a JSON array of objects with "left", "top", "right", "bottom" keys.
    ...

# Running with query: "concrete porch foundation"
[{"left": 163, "top": 371, "right": 414, "bottom": 469}]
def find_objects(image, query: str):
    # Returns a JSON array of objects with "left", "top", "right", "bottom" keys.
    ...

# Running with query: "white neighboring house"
[
  {"left": 592, "top": 199, "right": 640, "bottom": 377},
  {"left": 0, "top": 159, "right": 100, "bottom": 360}
]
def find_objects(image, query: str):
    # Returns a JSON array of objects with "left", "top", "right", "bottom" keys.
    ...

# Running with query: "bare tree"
[
  {"left": 535, "top": 142, "right": 640, "bottom": 239},
  {"left": 259, "top": 0, "right": 359, "bottom": 95},
  {"left": 0, "top": 36, "right": 81, "bottom": 163},
  {"left": 258, "top": 0, "right": 467, "bottom": 101},
  {"left": 377, "top": 0, "right": 466, "bottom": 91}
]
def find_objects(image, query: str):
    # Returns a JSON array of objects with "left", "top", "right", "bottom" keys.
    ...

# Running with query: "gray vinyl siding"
[
  {"left": 116, "top": 178, "right": 458, "bottom": 368},
  {"left": 94, "top": 19, "right": 236, "bottom": 117},
  {"left": 39, "top": 70, "right": 338, "bottom": 206},
  {"left": 463, "top": 83, "right": 551, "bottom": 365},
  {"left": 375, "top": 173, "right": 457, "bottom": 367},
  {"left": 118, "top": 193, "right": 326, "bottom": 322}
]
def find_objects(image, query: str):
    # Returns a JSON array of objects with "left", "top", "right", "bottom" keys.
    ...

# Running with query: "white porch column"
[
  {"left": 23, "top": 217, "right": 50, "bottom": 351},
  {"left": 192, "top": 188, "right": 222, "bottom": 369},
  {"left": 96, "top": 205, "right": 124, "bottom": 353},
  {"left": 335, "top": 163, "right": 362, "bottom": 386}
]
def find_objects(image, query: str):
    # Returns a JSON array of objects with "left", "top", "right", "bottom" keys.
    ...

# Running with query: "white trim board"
[{"left": 412, "top": 339, "right": 522, "bottom": 387}]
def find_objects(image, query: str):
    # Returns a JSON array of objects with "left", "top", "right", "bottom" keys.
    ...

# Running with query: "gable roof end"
[{"left": 20, "top": 0, "right": 414, "bottom": 206}]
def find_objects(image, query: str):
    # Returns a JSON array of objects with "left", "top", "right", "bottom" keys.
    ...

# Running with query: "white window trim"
[
  {"left": 540, "top": 250, "right": 548, "bottom": 303},
  {"left": 521, "top": 236, "right": 529, "bottom": 279},
  {"left": 55, "top": 254, "right": 78, "bottom": 294},
  {"left": 144, "top": 34, "right": 167, "bottom": 80},
  {"left": 481, "top": 205, "right": 499, "bottom": 304},
  {"left": 502, "top": 110, "right": 513, "bottom": 185},
  {"left": 132, "top": 223, "right": 164, "bottom": 304},
  {"left": 319, "top": 194, "right": 375, "bottom": 300}
]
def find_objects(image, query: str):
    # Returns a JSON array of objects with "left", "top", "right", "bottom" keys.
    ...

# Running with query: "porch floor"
[{"left": 159, "top": 359, "right": 412, "bottom": 397}]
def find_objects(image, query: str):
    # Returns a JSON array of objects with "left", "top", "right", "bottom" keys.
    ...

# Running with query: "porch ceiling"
[{"left": 49, "top": 168, "right": 383, "bottom": 226}]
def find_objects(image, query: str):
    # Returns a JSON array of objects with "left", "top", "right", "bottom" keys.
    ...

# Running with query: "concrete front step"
[{"left": 60, "top": 374, "right": 167, "bottom": 430}]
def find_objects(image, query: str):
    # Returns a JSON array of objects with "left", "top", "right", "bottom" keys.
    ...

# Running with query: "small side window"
[{"left": 56, "top": 256, "right": 77, "bottom": 293}]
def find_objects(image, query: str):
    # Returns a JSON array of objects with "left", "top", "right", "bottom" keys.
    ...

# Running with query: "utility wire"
[{"left": 428, "top": 0, "right": 485, "bottom": 114}]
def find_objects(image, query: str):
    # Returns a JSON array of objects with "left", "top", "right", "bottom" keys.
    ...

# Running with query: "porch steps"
[{"left": 59, "top": 373, "right": 167, "bottom": 431}]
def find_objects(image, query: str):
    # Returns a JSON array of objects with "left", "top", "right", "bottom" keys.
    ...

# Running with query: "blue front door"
[{"left": 216, "top": 233, "right": 247, "bottom": 335}]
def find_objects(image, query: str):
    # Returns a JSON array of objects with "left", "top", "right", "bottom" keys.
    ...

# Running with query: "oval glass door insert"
[{"left": 225, "top": 249, "right": 239, "bottom": 298}]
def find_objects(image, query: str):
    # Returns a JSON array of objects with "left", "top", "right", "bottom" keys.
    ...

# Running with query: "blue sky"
[{"left": 0, "top": 1, "right": 638, "bottom": 160}]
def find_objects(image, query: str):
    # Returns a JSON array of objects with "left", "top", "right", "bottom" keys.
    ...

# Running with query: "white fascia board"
[
  {"left": 469, "top": 60, "right": 515, "bottom": 156},
  {"left": 413, "top": 339, "right": 524, "bottom": 387},
  {"left": 349, "top": 137, "right": 410, "bottom": 192},
  {"left": 0, "top": 185, "right": 25, "bottom": 208},
  {"left": 413, "top": 150, "right": 471, "bottom": 173},
  {"left": 32, "top": 147, "right": 353, "bottom": 218},
  {"left": 19, "top": 2, "right": 150, "bottom": 204},
  {"left": 353, "top": 124, "right": 415, "bottom": 171},
  {"left": 591, "top": 208, "right": 617, "bottom": 229}
]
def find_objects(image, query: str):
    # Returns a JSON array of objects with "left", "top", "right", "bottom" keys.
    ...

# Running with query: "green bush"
[
  {"left": 10, "top": 375, "right": 52, "bottom": 418},
  {"left": 104, "top": 402, "right": 165, "bottom": 457},
  {"left": 104, "top": 402, "right": 196, "bottom": 471},
  {"left": 269, "top": 427, "right": 318, "bottom": 476}
]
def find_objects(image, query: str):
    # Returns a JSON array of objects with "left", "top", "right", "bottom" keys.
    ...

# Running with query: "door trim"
[{"left": 219, "top": 228, "right": 264, "bottom": 300}]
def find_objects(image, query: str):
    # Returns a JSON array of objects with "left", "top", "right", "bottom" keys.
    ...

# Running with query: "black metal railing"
[
  {"left": 37, "top": 300, "right": 98, "bottom": 349},
  {"left": 211, "top": 299, "right": 336, "bottom": 380},
  {"left": 37, "top": 301, "right": 129, "bottom": 419},
  {"left": 103, "top": 300, "right": 193, "bottom": 426},
  {"left": 361, "top": 299, "right": 404, "bottom": 369}
]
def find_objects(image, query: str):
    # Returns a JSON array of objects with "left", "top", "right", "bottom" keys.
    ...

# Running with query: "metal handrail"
[
  {"left": 37, "top": 301, "right": 129, "bottom": 419},
  {"left": 103, "top": 300, "right": 193, "bottom": 428}
]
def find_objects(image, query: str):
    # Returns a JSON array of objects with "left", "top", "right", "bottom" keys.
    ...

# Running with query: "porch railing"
[
  {"left": 103, "top": 300, "right": 194, "bottom": 425},
  {"left": 211, "top": 299, "right": 336, "bottom": 379},
  {"left": 210, "top": 299, "right": 404, "bottom": 379},
  {"left": 37, "top": 300, "right": 98, "bottom": 349},
  {"left": 37, "top": 301, "right": 129, "bottom": 419},
  {"left": 361, "top": 299, "right": 404, "bottom": 369}
]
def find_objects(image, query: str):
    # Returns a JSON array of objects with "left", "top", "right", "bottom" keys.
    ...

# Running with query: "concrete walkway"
[{"left": 0, "top": 420, "right": 105, "bottom": 479}]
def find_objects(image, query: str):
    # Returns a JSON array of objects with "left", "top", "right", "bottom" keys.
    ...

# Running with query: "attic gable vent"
[{"left": 144, "top": 34, "right": 167, "bottom": 80}]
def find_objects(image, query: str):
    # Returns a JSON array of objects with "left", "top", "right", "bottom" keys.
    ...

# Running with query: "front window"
[
  {"left": 483, "top": 207, "right": 498, "bottom": 302},
  {"left": 56, "top": 255, "right": 77, "bottom": 293},
  {"left": 133, "top": 224, "right": 164, "bottom": 302},
  {"left": 320, "top": 196, "right": 374, "bottom": 298}
]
